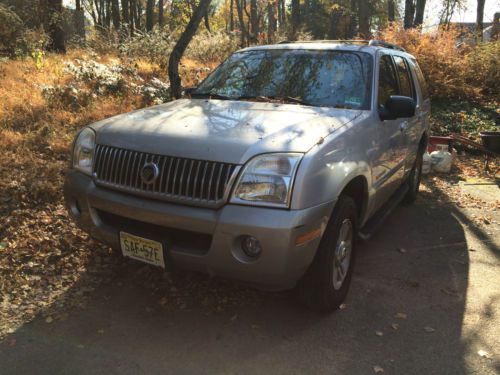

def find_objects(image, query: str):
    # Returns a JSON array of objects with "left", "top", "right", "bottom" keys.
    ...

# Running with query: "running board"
[{"left": 358, "top": 183, "right": 409, "bottom": 241}]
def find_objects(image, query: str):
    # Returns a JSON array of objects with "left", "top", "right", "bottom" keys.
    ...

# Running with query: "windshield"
[{"left": 193, "top": 49, "right": 373, "bottom": 109}]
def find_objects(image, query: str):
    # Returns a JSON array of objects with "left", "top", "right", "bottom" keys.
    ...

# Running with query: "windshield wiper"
[
  {"left": 238, "top": 95, "right": 313, "bottom": 106},
  {"left": 190, "top": 92, "right": 234, "bottom": 100}
]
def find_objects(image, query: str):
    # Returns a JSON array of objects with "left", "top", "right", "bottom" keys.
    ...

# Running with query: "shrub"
[
  {"left": 185, "top": 31, "right": 239, "bottom": 63},
  {"left": 119, "top": 27, "right": 178, "bottom": 67},
  {"left": 468, "top": 41, "right": 500, "bottom": 98},
  {"left": 378, "top": 25, "right": 478, "bottom": 100},
  {"left": 379, "top": 25, "right": 500, "bottom": 102}
]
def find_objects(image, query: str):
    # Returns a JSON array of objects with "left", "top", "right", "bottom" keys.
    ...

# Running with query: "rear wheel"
[
  {"left": 403, "top": 150, "right": 423, "bottom": 205},
  {"left": 298, "top": 195, "right": 358, "bottom": 313}
]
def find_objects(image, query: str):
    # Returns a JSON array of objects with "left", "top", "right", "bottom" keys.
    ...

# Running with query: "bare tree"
[
  {"left": 358, "top": 0, "right": 370, "bottom": 37},
  {"left": 291, "top": 0, "right": 300, "bottom": 37},
  {"left": 388, "top": 0, "right": 395, "bottom": 22},
  {"left": 476, "top": 0, "right": 486, "bottom": 41},
  {"left": 267, "top": 1, "right": 277, "bottom": 43},
  {"left": 74, "top": 0, "right": 86, "bottom": 40},
  {"left": 111, "top": 0, "right": 121, "bottom": 29},
  {"left": 146, "top": 0, "right": 154, "bottom": 31},
  {"left": 229, "top": 0, "right": 234, "bottom": 30},
  {"left": 236, "top": 0, "right": 251, "bottom": 45},
  {"left": 168, "top": 0, "right": 213, "bottom": 98},
  {"left": 404, "top": 0, "right": 415, "bottom": 29},
  {"left": 158, "top": 0, "right": 164, "bottom": 27},
  {"left": 413, "top": 0, "right": 426, "bottom": 27},
  {"left": 250, "top": 0, "right": 258, "bottom": 39}
]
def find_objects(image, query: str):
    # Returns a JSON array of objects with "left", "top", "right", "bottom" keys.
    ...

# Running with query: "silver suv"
[{"left": 65, "top": 40, "right": 430, "bottom": 311}]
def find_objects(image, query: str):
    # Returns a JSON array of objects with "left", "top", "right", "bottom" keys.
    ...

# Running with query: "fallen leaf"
[
  {"left": 230, "top": 314, "right": 238, "bottom": 321},
  {"left": 395, "top": 312, "right": 407, "bottom": 319},
  {"left": 339, "top": 303, "right": 347, "bottom": 310},
  {"left": 375, "top": 330, "right": 384, "bottom": 337},
  {"left": 397, "top": 247, "right": 407, "bottom": 254},
  {"left": 45, "top": 316, "right": 53, "bottom": 323},
  {"left": 391, "top": 323, "right": 399, "bottom": 330},
  {"left": 373, "top": 365, "right": 384, "bottom": 373},
  {"left": 423, "top": 326, "right": 435, "bottom": 333}
]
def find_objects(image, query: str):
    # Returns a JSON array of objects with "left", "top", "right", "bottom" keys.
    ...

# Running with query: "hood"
[{"left": 91, "top": 99, "right": 362, "bottom": 164}]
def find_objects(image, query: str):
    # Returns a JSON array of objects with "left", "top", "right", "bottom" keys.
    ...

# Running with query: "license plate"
[{"left": 120, "top": 232, "right": 165, "bottom": 268}]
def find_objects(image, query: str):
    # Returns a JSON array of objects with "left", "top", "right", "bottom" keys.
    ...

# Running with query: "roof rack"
[
  {"left": 368, "top": 40, "right": 406, "bottom": 52},
  {"left": 278, "top": 39, "right": 369, "bottom": 45},
  {"left": 278, "top": 39, "right": 406, "bottom": 52}
]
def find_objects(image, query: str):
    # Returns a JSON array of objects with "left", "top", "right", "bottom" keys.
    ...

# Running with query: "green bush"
[{"left": 468, "top": 41, "right": 500, "bottom": 98}]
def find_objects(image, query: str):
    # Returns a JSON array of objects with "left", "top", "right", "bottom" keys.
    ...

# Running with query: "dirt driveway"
[{"left": 1, "top": 179, "right": 499, "bottom": 375}]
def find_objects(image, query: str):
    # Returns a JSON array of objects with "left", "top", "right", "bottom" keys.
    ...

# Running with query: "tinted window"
[
  {"left": 378, "top": 55, "right": 399, "bottom": 106},
  {"left": 393, "top": 56, "right": 414, "bottom": 98},
  {"left": 410, "top": 59, "right": 429, "bottom": 100},
  {"left": 195, "top": 50, "right": 373, "bottom": 109}
]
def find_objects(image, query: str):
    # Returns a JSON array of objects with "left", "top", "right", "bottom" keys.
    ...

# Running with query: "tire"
[
  {"left": 298, "top": 195, "right": 358, "bottom": 313},
  {"left": 403, "top": 149, "right": 423, "bottom": 205}
]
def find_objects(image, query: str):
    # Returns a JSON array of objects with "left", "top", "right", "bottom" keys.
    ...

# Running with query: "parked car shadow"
[{"left": 1, "top": 180, "right": 492, "bottom": 375}]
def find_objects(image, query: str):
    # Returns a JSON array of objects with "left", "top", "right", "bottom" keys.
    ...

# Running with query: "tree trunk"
[
  {"left": 121, "top": 0, "right": 129, "bottom": 25},
  {"left": 388, "top": 0, "right": 395, "bottom": 22},
  {"left": 105, "top": 0, "right": 111, "bottom": 28},
  {"left": 358, "top": 0, "right": 370, "bottom": 38},
  {"left": 130, "top": 0, "right": 135, "bottom": 35},
  {"left": 74, "top": 0, "right": 86, "bottom": 40},
  {"left": 250, "top": 0, "right": 258, "bottom": 40},
  {"left": 47, "top": 0, "right": 66, "bottom": 52},
  {"left": 168, "top": 0, "right": 213, "bottom": 99},
  {"left": 404, "top": 0, "right": 415, "bottom": 29},
  {"left": 476, "top": 0, "right": 486, "bottom": 41},
  {"left": 236, "top": 0, "right": 250, "bottom": 46},
  {"left": 135, "top": 0, "right": 141, "bottom": 30},
  {"left": 204, "top": 8, "right": 211, "bottom": 32},
  {"left": 111, "top": 0, "right": 121, "bottom": 29},
  {"left": 158, "top": 0, "right": 164, "bottom": 27},
  {"left": 291, "top": 0, "right": 300, "bottom": 37},
  {"left": 413, "top": 0, "right": 426, "bottom": 27},
  {"left": 229, "top": 0, "right": 234, "bottom": 30},
  {"left": 146, "top": 0, "right": 154, "bottom": 31},
  {"left": 267, "top": 1, "right": 276, "bottom": 43}
]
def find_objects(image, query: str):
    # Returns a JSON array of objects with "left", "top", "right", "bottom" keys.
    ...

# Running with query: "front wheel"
[{"left": 298, "top": 195, "right": 358, "bottom": 313}]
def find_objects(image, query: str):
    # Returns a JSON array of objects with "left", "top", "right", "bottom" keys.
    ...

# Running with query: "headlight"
[
  {"left": 72, "top": 127, "right": 95, "bottom": 175},
  {"left": 231, "top": 153, "right": 303, "bottom": 208}
]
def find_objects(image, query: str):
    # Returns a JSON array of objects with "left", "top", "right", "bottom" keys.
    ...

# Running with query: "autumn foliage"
[{"left": 379, "top": 24, "right": 500, "bottom": 101}]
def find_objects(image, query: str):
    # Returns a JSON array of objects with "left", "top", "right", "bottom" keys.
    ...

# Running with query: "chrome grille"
[{"left": 93, "top": 145, "right": 239, "bottom": 207}]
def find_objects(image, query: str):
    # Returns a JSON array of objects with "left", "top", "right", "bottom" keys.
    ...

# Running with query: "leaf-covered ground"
[{"left": 1, "top": 51, "right": 499, "bottom": 342}]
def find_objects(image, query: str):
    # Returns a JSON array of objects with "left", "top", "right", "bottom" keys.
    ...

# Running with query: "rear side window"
[
  {"left": 393, "top": 56, "right": 414, "bottom": 99},
  {"left": 411, "top": 59, "right": 430, "bottom": 100},
  {"left": 378, "top": 55, "right": 399, "bottom": 107}
]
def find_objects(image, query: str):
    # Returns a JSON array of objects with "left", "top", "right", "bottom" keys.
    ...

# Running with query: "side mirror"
[
  {"left": 183, "top": 87, "right": 197, "bottom": 96},
  {"left": 379, "top": 95, "right": 416, "bottom": 121}
]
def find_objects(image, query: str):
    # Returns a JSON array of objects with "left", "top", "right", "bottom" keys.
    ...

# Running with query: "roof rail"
[
  {"left": 368, "top": 40, "right": 406, "bottom": 52},
  {"left": 278, "top": 39, "right": 369, "bottom": 45},
  {"left": 277, "top": 39, "right": 406, "bottom": 52}
]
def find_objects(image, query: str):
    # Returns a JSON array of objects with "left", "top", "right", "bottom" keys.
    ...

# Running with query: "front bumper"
[{"left": 64, "top": 170, "right": 335, "bottom": 290}]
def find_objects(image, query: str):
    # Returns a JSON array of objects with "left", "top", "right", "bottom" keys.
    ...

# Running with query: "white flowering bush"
[{"left": 42, "top": 58, "right": 171, "bottom": 109}]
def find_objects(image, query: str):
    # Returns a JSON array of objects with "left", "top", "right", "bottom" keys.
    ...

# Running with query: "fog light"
[{"left": 241, "top": 236, "right": 262, "bottom": 258}]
